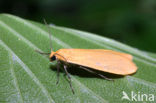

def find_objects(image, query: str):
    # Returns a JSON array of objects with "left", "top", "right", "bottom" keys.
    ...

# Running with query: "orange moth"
[
  {"left": 49, "top": 49, "right": 137, "bottom": 75},
  {"left": 37, "top": 20, "right": 138, "bottom": 94}
]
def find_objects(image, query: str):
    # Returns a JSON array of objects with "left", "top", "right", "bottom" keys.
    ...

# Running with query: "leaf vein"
[
  {"left": 9, "top": 51, "right": 24, "bottom": 103},
  {"left": 0, "top": 40, "right": 55, "bottom": 103},
  {"left": 4, "top": 14, "right": 109, "bottom": 103}
]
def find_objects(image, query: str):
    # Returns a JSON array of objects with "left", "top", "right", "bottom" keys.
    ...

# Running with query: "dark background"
[{"left": 1, "top": 0, "right": 156, "bottom": 53}]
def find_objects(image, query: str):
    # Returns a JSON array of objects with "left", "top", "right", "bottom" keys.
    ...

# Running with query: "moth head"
[{"left": 49, "top": 52, "right": 56, "bottom": 62}]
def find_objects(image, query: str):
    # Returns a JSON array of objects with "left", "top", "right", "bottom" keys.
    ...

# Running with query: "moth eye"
[{"left": 50, "top": 56, "right": 56, "bottom": 61}]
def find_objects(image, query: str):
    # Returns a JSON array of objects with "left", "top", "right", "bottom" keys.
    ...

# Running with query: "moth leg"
[
  {"left": 63, "top": 65, "right": 75, "bottom": 94},
  {"left": 56, "top": 60, "right": 60, "bottom": 85},
  {"left": 79, "top": 66, "right": 114, "bottom": 81}
]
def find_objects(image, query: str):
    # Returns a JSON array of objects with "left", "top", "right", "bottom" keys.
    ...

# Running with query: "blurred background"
[{"left": 0, "top": 0, "right": 156, "bottom": 52}]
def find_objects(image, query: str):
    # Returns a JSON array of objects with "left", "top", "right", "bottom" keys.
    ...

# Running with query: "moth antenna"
[
  {"left": 43, "top": 19, "right": 53, "bottom": 52},
  {"left": 35, "top": 49, "right": 50, "bottom": 55}
]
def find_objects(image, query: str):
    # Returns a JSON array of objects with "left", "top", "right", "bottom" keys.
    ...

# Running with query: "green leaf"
[{"left": 0, "top": 13, "right": 156, "bottom": 103}]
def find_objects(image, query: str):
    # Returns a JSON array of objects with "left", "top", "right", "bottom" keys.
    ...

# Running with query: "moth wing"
[
  {"left": 87, "top": 49, "right": 133, "bottom": 60},
  {"left": 56, "top": 49, "right": 137, "bottom": 75}
]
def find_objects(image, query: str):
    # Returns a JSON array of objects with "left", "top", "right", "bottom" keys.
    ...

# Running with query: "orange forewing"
[{"left": 54, "top": 49, "right": 137, "bottom": 75}]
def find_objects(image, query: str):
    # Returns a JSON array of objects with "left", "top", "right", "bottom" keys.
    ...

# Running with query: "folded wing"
[{"left": 56, "top": 49, "right": 137, "bottom": 75}]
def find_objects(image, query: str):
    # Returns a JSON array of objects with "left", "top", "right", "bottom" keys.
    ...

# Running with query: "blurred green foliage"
[{"left": 0, "top": 0, "right": 156, "bottom": 52}]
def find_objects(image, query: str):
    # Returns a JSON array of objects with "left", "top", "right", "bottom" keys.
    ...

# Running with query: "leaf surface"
[{"left": 0, "top": 14, "right": 156, "bottom": 103}]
